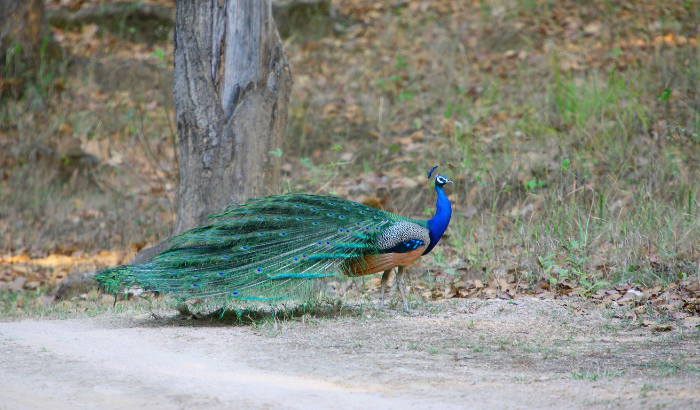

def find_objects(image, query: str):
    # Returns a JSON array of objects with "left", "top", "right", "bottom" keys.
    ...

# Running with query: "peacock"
[{"left": 96, "top": 166, "right": 452, "bottom": 313}]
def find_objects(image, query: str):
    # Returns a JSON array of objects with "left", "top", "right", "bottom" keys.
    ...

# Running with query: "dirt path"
[{"left": 1, "top": 298, "right": 699, "bottom": 409}]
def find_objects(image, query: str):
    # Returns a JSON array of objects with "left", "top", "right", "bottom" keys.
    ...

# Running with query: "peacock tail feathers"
[{"left": 95, "top": 193, "right": 429, "bottom": 303}]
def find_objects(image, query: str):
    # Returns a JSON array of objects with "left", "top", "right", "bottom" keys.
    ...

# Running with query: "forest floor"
[
  {"left": 2, "top": 0, "right": 700, "bottom": 408},
  {"left": 1, "top": 297, "right": 700, "bottom": 410}
]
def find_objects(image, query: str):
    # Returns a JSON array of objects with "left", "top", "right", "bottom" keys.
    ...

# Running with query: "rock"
[
  {"left": 54, "top": 272, "right": 98, "bottom": 300},
  {"left": 682, "top": 317, "right": 700, "bottom": 328},
  {"left": 9, "top": 276, "right": 27, "bottom": 292}
]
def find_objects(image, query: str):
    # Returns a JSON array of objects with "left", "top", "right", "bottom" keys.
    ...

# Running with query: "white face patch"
[{"left": 376, "top": 221, "right": 430, "bottom": 251}]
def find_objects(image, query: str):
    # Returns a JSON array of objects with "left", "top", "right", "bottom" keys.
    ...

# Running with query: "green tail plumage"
[{"left": 95, "top": 193, "right": 420, "bottom": 303}]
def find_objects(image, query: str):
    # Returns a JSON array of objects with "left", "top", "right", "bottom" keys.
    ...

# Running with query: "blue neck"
[{"left": 423, "top": 184, "right": 451, "bottom": 254}]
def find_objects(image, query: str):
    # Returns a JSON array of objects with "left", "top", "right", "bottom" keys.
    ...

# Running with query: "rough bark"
[{"left": 172, "top": 0, "right": 292, "bottom": 235}]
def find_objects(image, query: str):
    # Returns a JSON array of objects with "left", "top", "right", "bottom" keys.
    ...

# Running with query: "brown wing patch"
[{"left": 343, "top": 245, "right": 427, "bottom": 277}]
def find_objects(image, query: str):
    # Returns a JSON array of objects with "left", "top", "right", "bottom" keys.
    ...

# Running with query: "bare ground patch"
[{"left": 1, "top": 298, "right": 699, "bottom": 409}]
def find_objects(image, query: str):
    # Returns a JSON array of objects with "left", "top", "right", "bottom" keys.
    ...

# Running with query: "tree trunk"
[
  {"left": 0, "top": 0, "right": 45, "bottom": 96},
  {"left": 172, "top": 0, "right": 292, "bottom": 236}
]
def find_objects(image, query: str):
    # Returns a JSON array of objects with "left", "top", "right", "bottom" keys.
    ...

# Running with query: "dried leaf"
[{"left": 651, "top": 324, "right": 673, "bottom": 333}]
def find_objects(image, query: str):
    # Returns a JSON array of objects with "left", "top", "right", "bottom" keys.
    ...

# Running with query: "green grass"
[
  {"left": 639, "top": 360, "right": 700, "bottom": 376},
  {"left": 570, "top": 371, "right": 599, "bottom": 381}
]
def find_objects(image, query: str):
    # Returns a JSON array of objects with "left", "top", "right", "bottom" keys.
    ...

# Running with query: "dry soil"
[{"left": 1, "top": 298, "right": 699, "bottom": 409}]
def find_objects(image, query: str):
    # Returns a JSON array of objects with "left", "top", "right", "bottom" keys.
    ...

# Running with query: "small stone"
[
  {"left": 54, "top": 272, "right": 98, "bottom": 300},
  {"left": 682, "top": 317, "right": 700, "bottom": 328},
  {"left": 9, "top": 276, "right": 27, "bottom": 292}
]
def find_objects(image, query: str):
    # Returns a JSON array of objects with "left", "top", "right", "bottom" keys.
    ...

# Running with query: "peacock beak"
[{"left": 445, "top": 178, "right": 453, "bottom": 184}]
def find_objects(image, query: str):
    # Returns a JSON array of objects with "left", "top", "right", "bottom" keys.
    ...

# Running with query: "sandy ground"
[{"left": 1, "top": 298, "right": 699, "bottom": 409}]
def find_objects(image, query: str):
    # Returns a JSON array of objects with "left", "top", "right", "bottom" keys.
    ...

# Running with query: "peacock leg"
[
  {"left": 378, "top": 269, "right": 392, "bottom": 310},
  {"left": 396, "top": 266, "right": 417, "bottom": 313}
]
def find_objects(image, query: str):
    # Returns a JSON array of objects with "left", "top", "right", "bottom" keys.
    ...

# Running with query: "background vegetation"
[{"left": 1, "top": 0, "right": 699, "bottom": 311}]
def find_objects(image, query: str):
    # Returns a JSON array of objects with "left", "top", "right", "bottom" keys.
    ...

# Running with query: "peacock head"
[
  {"left": 428, "top": 166, "right": 453, "bottom": 188},
  {"left": 435, "top": 175, "right": 453, "bottom": 187}
]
